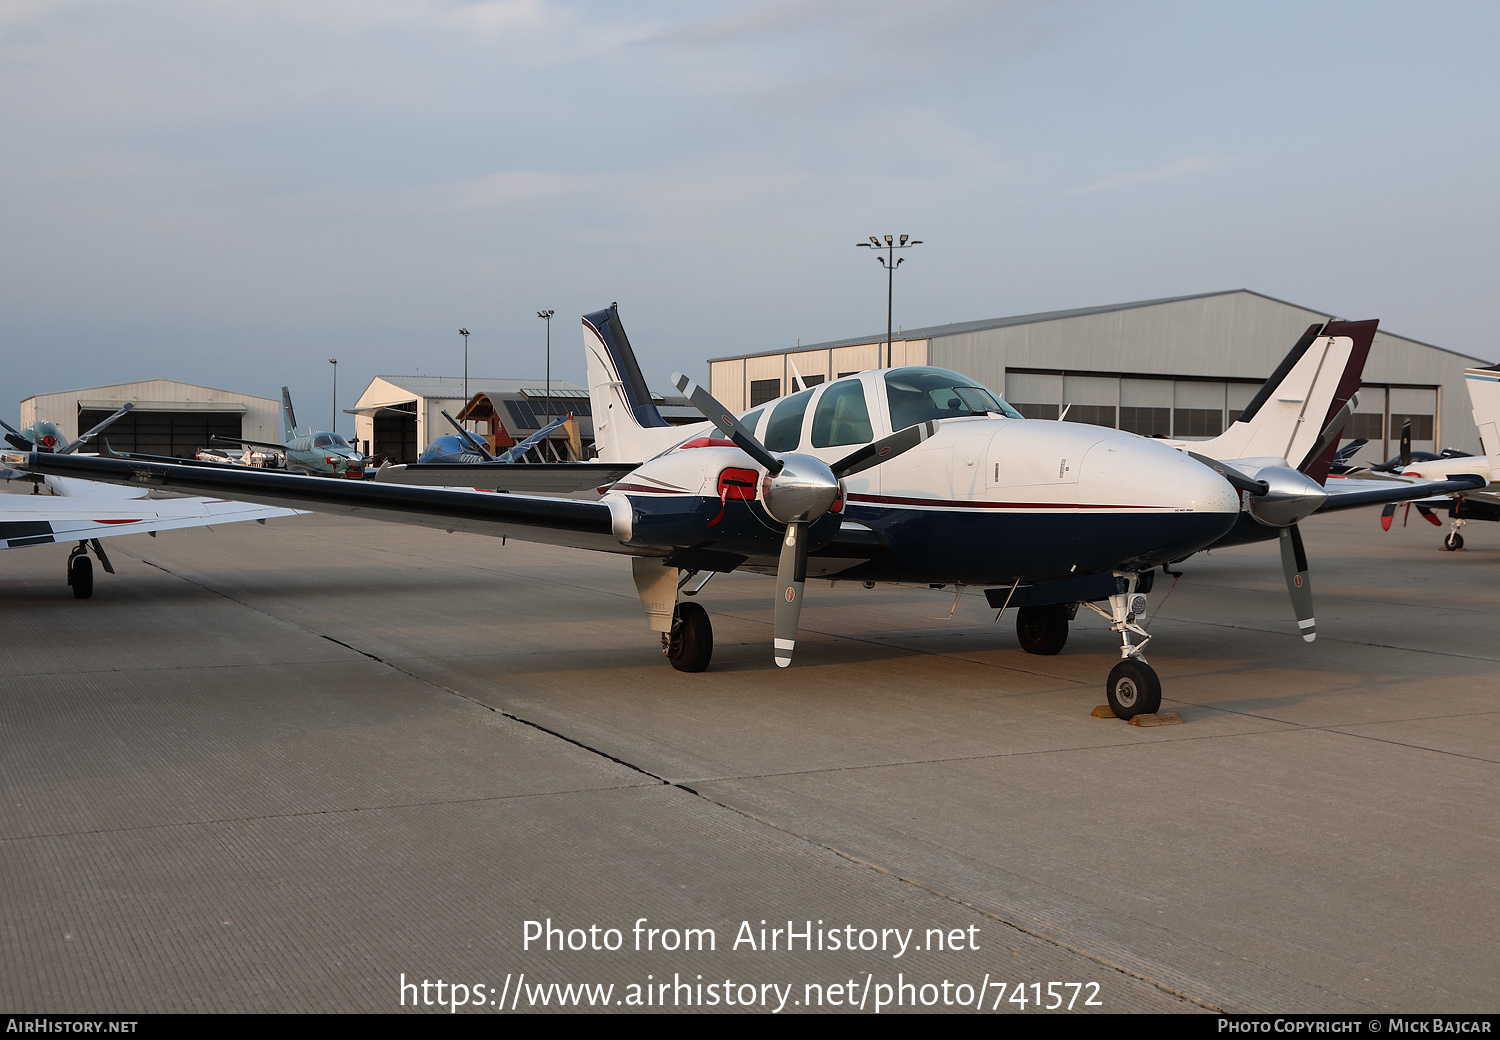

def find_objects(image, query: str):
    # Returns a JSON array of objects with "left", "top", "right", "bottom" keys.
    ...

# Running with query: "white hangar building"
[
  {"left": 19, "top": 379, "right": 281, "bottom": 459},
  {"left": 707, "top": 290, "right": 1492, "bottom": 465}
]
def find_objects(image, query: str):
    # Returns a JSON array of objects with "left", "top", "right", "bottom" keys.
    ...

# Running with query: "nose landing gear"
[{"left": 1083, "top": 572, "right": 1161, "bottom": 719}]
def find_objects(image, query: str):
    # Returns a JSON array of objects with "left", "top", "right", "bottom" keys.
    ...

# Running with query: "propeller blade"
[
  {"left": 1380, "top": 503, "right": 1396, "bottom": 531},
  {"left": 1186, "top": 452, "right": 1270, "bottom": 497},
  {"left": 440, "top": 410, "right": 498, "bottom": 461},
  {"left": 1297, "top": 398, "right": 1356, "bottom": 473},
  {"left": 64, "top": 402, "right": 135, "bottom": 454},
  {"left": 671, "top": 372, "right": 783, "bottom": 475},
  {"left": 831, "top": 420, "right": 939, "bottom": 479},
  {"left": 1400, "top": 418, "right": 1412, "bottom": 468},
  {"left": 773, "top": 520, "right": 809, "bottom": 667},
  {"left": 1417, "top": 504, "right": 1442, "bottom": 526},
  {"left": 0, "top": 416, "right": 33, "bottom": 451},
  {"left": 1279, "top": 523, "right": 1315, "bottom": 642}
]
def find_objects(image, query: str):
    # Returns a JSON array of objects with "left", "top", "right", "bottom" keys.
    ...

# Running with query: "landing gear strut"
[
  {"left": 1443, "top": 518, "right": 1466, "bottom": 551},
  {"left": 1084, "top": 571, "right": 1161, "bottom": 719},
  {"left": 664, "top": 601, "right": 713, "bottom": 672}
]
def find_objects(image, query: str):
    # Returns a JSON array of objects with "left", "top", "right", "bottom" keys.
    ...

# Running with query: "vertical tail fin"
[
  {"left": 1193, "top": 319, "right": 1378, "bottom": 481},
  {"left": 1463, "top": 367, "right": 1500, "bottom": 463},
  {"left": 281, "top": 387, "right": 298, "bottom": 441},
  {"left": 583, "top": 305, "right": 682, "bottom": 462}
]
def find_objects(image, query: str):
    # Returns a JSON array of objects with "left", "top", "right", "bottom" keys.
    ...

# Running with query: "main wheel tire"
[
  {"left": 1444, "top": 532, "right": 1464, "bottom": 551},
  {"left": 68, "top": 555, "right": 94, "bottom": 600},
  {"left": 667, "top": 601, "right": 713, "bottom": 672},
  {"left": 1106, "top": 659, "right": 1161, "bottom": 720},
  {"left": 1015, "top": 603, "right": 1069, "bottom": 655}
]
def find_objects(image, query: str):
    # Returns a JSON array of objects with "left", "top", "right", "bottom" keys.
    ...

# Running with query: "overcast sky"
[{"left": 3, "top": 0, "right": 1497, "bottom": 431}]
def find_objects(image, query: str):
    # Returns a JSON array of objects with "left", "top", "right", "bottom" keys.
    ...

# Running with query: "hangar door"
[{"left": 77, "top": 407, "right": 242, "bottom": 459}]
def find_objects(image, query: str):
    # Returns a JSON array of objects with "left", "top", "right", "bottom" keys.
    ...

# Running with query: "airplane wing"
[
  {"left": 2, "top": 450, "right": 637, "bottom": 556},
  {"left": 1314, "top": 473, "right": 1487, "bottom": 512},
  {"left": 213, "top": 435, "right": 288, "bottom": 452},
  {"left": 375, "top": 460, "right": 638, "bottom": 493},
  {"left": 0, "top": 492, "right": 303, "bottom": 550}
]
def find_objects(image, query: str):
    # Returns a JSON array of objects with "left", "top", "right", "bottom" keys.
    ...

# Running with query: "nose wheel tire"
[
  {"left": 666, "top": 601, "right": 713, "bottom": 673},
  {"left": 1106, "top": 659, "right": 1160, "bottom": 720},
  {"left": 1444, "top": 532, "right": 1464, "bottom": 551},
  {"left": 1016, "top": 604, "right": 1070, "bottom": 655},
  {"left": 68, "top": 554, "right": 94, "bottom": 599}
]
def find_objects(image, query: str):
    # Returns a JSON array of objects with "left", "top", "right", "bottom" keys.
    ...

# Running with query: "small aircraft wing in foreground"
[{"left": 1, "top": 476, "right": 303, "bottom": 597}]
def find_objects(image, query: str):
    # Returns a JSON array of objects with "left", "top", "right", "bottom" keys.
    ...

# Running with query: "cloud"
[{"left": 1047, "top": 154, "right": 1232, "bottom": 198}]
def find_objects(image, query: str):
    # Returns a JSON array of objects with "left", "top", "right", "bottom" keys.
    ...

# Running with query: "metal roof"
[
  {"left": 369, "top": 375, "right": 586, "bottom": 399},
  {"left": 705, "top": 289, "right": 1491, "bottom": 366}
]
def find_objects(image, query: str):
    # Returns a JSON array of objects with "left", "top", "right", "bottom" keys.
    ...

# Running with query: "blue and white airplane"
[{"left": 3, "top": 306, "right": 1478, "bottom": 718}]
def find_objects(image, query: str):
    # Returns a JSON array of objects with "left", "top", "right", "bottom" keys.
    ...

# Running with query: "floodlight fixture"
[{"left": 854, "top": 232, "right": 923, "bottom": 368}]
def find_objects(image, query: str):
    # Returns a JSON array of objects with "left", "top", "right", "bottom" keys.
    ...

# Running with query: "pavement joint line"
[
  {"left": 132, "top": 553, "right": 673, "bottom": 786},
  {"left": 0, "top": 781, "right": 666, "bottom": 845},
  {"left": 683, "top": 792, "right": 1227, "bottom": 1014},
  {"left": 663, "top": 727, "right": 1301, "bottom": 784}
]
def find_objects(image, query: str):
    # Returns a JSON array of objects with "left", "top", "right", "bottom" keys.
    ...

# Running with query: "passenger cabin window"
[
  {"left": 764, "top": 389, "right": 814, "bottom": 451},
  {"left": 884, "top": 367, "right": 1022, "bottom": 430},
  {"left": 811, "top": 380, "right": 873, "bottom": 447}
]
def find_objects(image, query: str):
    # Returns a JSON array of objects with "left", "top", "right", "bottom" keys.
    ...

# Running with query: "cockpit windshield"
[
  {"left": 312, "top": 433, "right": 351, "bottom": 449},
  {"left": 884, "top": 367, "right": 1023, "bottom": 429}
]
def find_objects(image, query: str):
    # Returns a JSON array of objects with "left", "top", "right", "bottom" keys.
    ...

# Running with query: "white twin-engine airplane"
[{"left": 2, "top": 307, "right": 1480, "bottom": 718}]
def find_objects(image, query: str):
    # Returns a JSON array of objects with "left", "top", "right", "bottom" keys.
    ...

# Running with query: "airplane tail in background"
[
  {"left": 1464, "top": 367, "right": 1500, "bottom": 463},
  {"left": 1190, "top": 319, "right": 1378, "bottom": 482},
  {"left": 281, "top": 387, "right": 298, "bottom": 441},
  {"left": 583, "top": 305, "right": 685, "bottom": 462}
]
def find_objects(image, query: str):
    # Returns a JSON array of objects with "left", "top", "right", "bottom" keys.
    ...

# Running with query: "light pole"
[
  {"left": 459, "top": 328, "right": 470, "bottom": 425},
  {"left": 328, "top": 358, "right": 337, "bottom": 434},
  {"left": 856, "top": 234, "right": 922, "bottom": 368},
  {"left": 537, "top": 310, "right": 554, "bottom": 419}
]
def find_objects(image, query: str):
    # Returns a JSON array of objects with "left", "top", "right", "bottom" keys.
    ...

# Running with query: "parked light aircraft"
[
  {"left": 1, "top": 406, "right": 301, "bottom": 595},
  {"left": 415, "top": 411, "right": 572, "bottom": 465},
  {"left": 1339, "top": 366, "right": 1500, "bottom": 550},
  {"left": 216, "top": 387, "right": 363, "bottom": 477},
  {"left": 2, "top": 307, "right": 1478, "bottom": 718}
]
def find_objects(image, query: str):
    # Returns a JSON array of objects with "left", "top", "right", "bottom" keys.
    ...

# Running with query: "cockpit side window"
[
  {"left": 884, "top": 367, "right": 1023, "bottom": 429},
  {"left": 313, "top": 434, "right": 332, "bottom": 447},
  {"left": 810, "top": 380, "right": 873, "bottom": 447},
  {"left": 764, "top": 389, "right": 814, "bottom": 451}
]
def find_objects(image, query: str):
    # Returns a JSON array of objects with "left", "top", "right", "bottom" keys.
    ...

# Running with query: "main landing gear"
[
  {"left": 67, "top": 549, "right": 93, "bottom": 599},
  {"left": 664, "top": 600, "right": 713, "bottom": 672},
  {"left": 1081, "top": 572, "right": 1161, "bottom": 720},
  {"left": 1443, "top": 518, "right": 1466, "bottom": 551},
  {"left": 1015, "top": 603, "right": 1071, "bottom": 655},
  {"left": 66, "top": 539, "right": 113, "bottom": 600}
]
